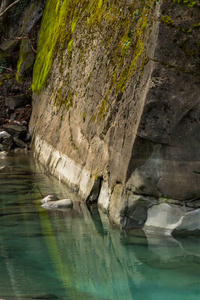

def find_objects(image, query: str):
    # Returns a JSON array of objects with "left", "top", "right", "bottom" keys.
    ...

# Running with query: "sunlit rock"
[
  {"left": 144, "top": 203, "right": 200, "bottom": 235},
  {"left": 41, "top": 195, "right": 59, "bottom": 203}
]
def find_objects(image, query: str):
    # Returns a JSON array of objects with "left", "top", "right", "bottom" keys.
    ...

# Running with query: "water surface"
[{"left": 0, "top": 153, "right": 200, "bottom": 300}]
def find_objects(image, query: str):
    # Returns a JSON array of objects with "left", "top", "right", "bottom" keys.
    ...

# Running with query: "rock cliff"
[{"left": 29, "top": 0, "right": 200, "bottom": 233}]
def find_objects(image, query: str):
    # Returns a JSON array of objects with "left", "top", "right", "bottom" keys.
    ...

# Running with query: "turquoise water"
[{"left": 1, "top": 153, "right": 200, "bottom": 300}]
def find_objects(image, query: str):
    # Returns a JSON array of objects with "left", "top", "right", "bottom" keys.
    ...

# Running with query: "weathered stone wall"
[{"left": 29, "top": 0, "right": 200, "bottom": 233}]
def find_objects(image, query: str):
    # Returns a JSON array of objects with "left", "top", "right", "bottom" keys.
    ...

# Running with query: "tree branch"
[{"left": 0, "top": 0, "right": 20, "bottom": 17}]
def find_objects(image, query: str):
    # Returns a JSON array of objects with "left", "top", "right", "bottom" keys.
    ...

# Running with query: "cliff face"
[{"left": 29, "top": 0, "right": 200, "bottom": 233}]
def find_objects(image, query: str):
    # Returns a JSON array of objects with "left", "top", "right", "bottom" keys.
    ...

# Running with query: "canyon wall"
[{"left": 29, "top": 0, "right": 200, "bottom": 233}]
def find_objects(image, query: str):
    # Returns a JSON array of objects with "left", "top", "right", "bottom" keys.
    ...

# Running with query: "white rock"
[
  {"left": 144, "top": 203, "right": 200, "bottom": 235},
  {"left": 0, "top": 151, "right": 9, "bottom": 156},
  {"left": 98, "top": 180, "right": 111, "bottom": 212},
  {"left": 41, "top": 194, "right": 59, "bottom": 203},
  {"left": 0, "top": 131, "right": 11, "bottom": 140},
  {"left": 176, "top": 209, "right": 200, "bottom": 232},
  {"left": 144, "top": 203, "right": 184, "bottom": 235},
  {"left": 42, "top": 199, "right": 73, "bottom": 209}
]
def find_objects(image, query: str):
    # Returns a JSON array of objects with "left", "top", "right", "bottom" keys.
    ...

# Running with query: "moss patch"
[
  {"left": 32, "top": 0, "right": 82, "bottom": 94},
  {"left": 16, "top": 38, "right": 34, "bottom": 83}
]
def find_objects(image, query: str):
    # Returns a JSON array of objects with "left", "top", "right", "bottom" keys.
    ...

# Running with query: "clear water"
[{"left": 1, "top": 153, "right": 200, "bottom": 300}]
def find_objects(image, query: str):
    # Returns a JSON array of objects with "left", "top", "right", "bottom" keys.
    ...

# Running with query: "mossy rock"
[{"left": 16, "top": 38, "right": 35, "bottom": 83}]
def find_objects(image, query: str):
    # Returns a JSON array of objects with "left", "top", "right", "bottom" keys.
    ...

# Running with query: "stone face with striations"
[{"left": 29, "top": 0, "right": 200, "bottom": 233}]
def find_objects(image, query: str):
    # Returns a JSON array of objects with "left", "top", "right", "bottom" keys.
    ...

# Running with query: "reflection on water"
[{"left": 0, "top": 153, "right": 200, "bottom": 300}]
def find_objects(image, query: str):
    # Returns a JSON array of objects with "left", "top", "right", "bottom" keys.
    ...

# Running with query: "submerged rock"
[
  {"left": 26, "top": 293, "right": 58, "bottom": 299},
  {"left": 0, "top": 165, "right": 12, "bottom": 173}
]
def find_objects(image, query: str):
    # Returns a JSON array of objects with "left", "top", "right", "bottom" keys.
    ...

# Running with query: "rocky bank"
[{"left": 1, "top": 0, "right": 200, "bottom": 235}]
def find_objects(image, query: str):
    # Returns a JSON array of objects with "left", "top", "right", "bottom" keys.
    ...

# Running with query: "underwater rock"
[
  {"left": 0, "top": 165, "right": 12, "bottom": 173},
  {"left": 26, "top": 293, "right": 58, "bottom": 299}
]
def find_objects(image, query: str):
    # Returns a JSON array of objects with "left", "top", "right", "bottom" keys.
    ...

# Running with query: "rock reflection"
[
  {"left": 40, "top": 204, "right": 200, "bottom": 299},
  {"left": 1, "top": 153, "right": 200, "bottom": 299}
]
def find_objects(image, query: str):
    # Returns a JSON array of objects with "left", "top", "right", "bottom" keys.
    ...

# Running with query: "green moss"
[
  {"left": 80, "top": 49, "right": 85, "bottom": 62},
  {"left": 2, "top": 74, "right": 14, "bottom": 80},
  {"left": 161, "top": 14, "right": 193, "bottom": 33},
  {"left": 16, "top": 57, "right": 23, "bottom": 83},
  {"left": 55, "top": 89, "right": 73, "bottom": 111},
  {"left": 99, "top": 98, "right": 108, "bottom": 120},
  {"left": 32, "top": 0, "right": 80, "bottom": 94},
  {"left": 65, "top": 92, "right": 73, "bottom": 111},
  {"left": 114, "top": 3, "right": 151, "bottom": 93},
  {"left": 193, "top": 23, "right": 200, "bottom": 29},
  {"left": 67, "top": 39, "right": 74, "bottom": 57},
  {"left": 161, "top": 15, "right": 174, "bottom": 27},
  {"left": 71, "top": 13, "right": 79, "bottom": 34},
  {"left": 173, "top": 0, "right": 198, "bottom": 6},
  {"left": 86, "top": 0, "right": 109, "bottom": 26},
  {"left": 96, "top": 0, "right": 155, "bottom": 120},
  {"left": 32, "top": 0, "right": 62, "bottom": 93},
  {"left": 116, "top": 67, "right": 129, "bottom": 93},
  {"left": 98, "top": 88, "right": 112, "bottom": 121},
  {"left": 16, "top": 38, "right": 34, "bottom": 83},
  {"left": 180, "top": 42, "right": 195, "bottom": 56},
  {"left": 83, "top": 112, "right": 86, "bottom": 122},
  {"left": 32, "top": 0, "right": 156, "bottom": 121}
]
